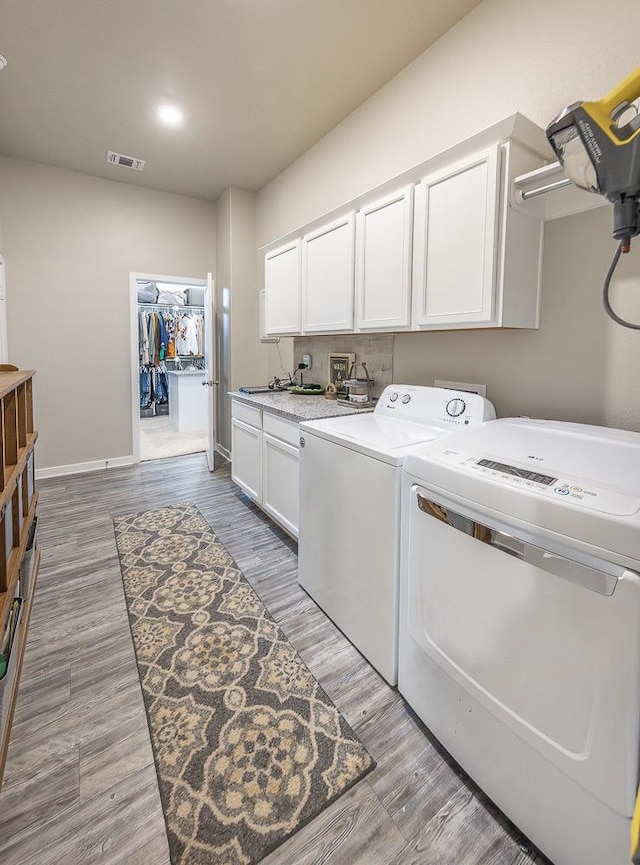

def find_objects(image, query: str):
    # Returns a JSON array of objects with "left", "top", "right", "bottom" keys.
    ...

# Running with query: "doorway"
[{"left": 129, "top": 272, "right": 217, "bottom": 466}]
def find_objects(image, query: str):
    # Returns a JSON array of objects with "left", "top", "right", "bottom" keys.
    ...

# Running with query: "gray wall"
[
  {"left": 395, "top": 206, "right": 640, "bottom": 429},
  {"left": 257, "top": 0, "right": 640, "bottom": 431},
  {"left": 228, "top": 189, "right": 265, "bottom": 395},
  {"left": 0, "top": 155, "right": 216, "bottom": 470},
  {"left": 216, "top": 188, "right": 267, "bottom": 454}
]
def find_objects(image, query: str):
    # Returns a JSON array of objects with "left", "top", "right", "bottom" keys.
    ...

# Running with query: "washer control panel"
[
  {"left": 377, "top": 385, "right": 493, "bottom": 427},
  {"left": 446, "top": 398, "right": 466, "bottom": 417},
  {"left": 431, "top": 449, "right": 638, "bottom": 516}
]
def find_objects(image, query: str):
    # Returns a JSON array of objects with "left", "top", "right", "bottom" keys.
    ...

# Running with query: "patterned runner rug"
[{"left": 113, "top": 503, "right": 374, "bottom": 865}]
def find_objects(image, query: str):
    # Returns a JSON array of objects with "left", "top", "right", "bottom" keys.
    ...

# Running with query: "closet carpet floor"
[
  {"left": 0, "top": 454, "right": 547, "bottom": 865},
  {"left": 139, "top": 416, "right": 207, "bottom": 461}
]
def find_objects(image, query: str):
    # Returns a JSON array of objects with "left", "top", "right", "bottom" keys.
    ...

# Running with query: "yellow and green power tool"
[
  {"left": 547, "top": 66, "right": 640, "bottom": 249},
  {"left": 547, "top": 67, "right": 640, "bottom": 329}
]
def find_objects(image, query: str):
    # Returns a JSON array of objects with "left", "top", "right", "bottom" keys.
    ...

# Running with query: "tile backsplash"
[{"left": 293, "top": 334, "right": 394, "bottom": 398}]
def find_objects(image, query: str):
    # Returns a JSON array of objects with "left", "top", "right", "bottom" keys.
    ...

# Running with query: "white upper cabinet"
[
  {"left": 412, "top": 146, "right": 499, "bottom": 328},
  {"left": 355, "top": 187, "right": 413, "bottom": 331},
  {"left": 264, "top": 240, "right": 301, "bottom": 335},
  {"left": 412, "top": 141, "right": 543, "bottom": 330},
  {"left": 302, "top": 214, "right": 355, "bottom": 333},
  {"left": 262, "top": 115, "right": 546, "bottom": 337}
]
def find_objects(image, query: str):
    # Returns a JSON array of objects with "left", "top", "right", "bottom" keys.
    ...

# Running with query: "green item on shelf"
[
  {"left": 286, "top": 385, "right": 325, "bottom": 395},
  {"left": 0, "top": 654, "right": 6, "bottom": 680}
]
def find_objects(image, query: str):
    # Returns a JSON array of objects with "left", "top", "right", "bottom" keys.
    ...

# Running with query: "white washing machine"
[
  {"left": 399, "top": 417, "right": 640, "bottom": 865},
  {"left": 297, "top": 384, "right": 495, "bottom": 685}
]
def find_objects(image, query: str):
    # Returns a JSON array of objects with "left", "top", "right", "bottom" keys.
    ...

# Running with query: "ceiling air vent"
[{"left": 106, "top": 151, "right": 145, "bottom": 171}]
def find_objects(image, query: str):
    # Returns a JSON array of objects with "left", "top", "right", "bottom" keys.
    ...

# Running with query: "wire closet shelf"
[{"left": 138, "top": 303, "right": 205, "bottom": 313}]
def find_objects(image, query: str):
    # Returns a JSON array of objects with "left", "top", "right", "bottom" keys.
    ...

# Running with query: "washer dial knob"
[
  {"left": 389, "top": 391, "right": 398, "bottom": 402},
  {"left": 401, "top": 394, "right": 411, "bottom": 404},
  {"left": 446, "top": 398, "right": 466, "bottom": 417}
]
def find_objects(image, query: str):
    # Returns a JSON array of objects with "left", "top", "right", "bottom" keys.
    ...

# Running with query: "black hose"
[{"left": 603, "top": 241, "right": 640, "bottom": 329}]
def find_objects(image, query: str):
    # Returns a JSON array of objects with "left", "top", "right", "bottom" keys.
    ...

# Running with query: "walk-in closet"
[{"left": 136, "top": 278, "right": 209, "bottom": 461}]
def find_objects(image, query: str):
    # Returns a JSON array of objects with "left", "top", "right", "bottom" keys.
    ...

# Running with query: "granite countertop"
[{"left": 230, "top": 390, "right": 375, "bottom": 423}]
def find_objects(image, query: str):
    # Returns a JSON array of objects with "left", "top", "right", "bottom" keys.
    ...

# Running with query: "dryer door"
[{"left": 399, "top": 482, "right": 640, "bottom": 820}]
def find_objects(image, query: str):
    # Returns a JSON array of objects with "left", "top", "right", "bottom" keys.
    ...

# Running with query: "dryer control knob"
[{"left": 446, "top": 398, "right": 466, "bottom": 417}]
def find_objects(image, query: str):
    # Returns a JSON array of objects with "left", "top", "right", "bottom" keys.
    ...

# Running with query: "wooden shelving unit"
[{"left": 0, "top": 370, "right": 39, "bottom": 787}]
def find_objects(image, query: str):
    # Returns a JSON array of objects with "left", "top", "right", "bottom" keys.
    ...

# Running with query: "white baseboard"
[
  {"left": 36, "top": 454, "right": 136, "bottom": 480},
  {"left": 38, "top": 447, "right": 228, "bottom": 480}
]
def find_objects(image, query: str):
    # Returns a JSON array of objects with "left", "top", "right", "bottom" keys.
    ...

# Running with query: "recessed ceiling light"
[{"left": 157, "top": 104, "right": 184, "bottom": 126}]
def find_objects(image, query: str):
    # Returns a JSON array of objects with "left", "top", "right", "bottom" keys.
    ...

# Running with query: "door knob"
[{"left": 202, "top": 380, "right": 218, "bottom": 387}]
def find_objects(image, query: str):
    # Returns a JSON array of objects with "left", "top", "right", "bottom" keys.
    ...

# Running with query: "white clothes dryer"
[
  {"left": 399, "top": 417, "right": 640, "bottom": 865},
  {"left": 297, "top": 384, "right": 495, "bottom": 685}
]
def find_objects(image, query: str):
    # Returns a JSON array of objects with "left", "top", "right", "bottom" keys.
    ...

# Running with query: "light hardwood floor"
[{"left": 0, "top": 454, "right": 548, "bottom": 865}]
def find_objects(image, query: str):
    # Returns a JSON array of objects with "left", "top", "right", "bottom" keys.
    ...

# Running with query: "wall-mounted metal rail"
[{"left": 512, "top": 161, "right": 607, "bottom": 220}]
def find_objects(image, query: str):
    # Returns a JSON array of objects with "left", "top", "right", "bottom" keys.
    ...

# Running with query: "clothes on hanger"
[
  {"left": 139, "top": 311, "right": 150, "bottom": 366},
  {"left": 153, "top": 365, "right": 169, "bottom": 404},
  {"left": 139, "top": 365, "right": 170, "bottom": 408},
  {"left": 137, "top": 305, "right": 205, "bottom": 415},
  {"left": 139, "top": 367, "right": 151, "bottom": 408},
  {"left": 175, "top": 313, "right": 202, "bottom": 356},
  {"left": 138, "top": 307, "right": 204, "bottom": 364},
  {"left": 195, "top": 315, "right": 204, "bottom": 356}
]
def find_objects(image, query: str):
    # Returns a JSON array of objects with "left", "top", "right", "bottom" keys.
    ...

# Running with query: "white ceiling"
[{"left": 0, "top": 0, "right": 483, "bottom": 202}]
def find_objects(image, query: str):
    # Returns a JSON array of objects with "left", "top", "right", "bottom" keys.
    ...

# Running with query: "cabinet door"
[
  {"left": 265, "top": 240, "right": 301, "bottom": 335},
  {"left": 302, "top": 214, "right": 355, "bottom": 333},
  {"left": 262, "top": 433, "right": 299, "bottom": 538},
  {"left": 412, "top": 145, "right": 500, "bottom": 329},
  {"left": 259, "top": 290, "right": 279, "bottom": 343},
  {"left": 231, "top": 418, "right": 262, "bottom": 502},
  {"left": 356, "top": 187, "right": 413, "bottom": 330}
]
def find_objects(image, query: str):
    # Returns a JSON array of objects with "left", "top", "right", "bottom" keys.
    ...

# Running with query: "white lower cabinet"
[
  {"left": 262, "top": 433, "right": 299, "bottom": 538},
  {"left": 231, "top": 417, "right": 262, "bottom": 501},
  {"left": 231, "top": 399, "right": 299, "bottom": 538}
]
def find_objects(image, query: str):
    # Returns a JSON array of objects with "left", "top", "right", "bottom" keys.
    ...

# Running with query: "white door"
[
  {"left": 231, "top": 418, "right": 262, "bottom": 501},
  {"left": 399, "top": 482, "right": 640, "bottom": 865},
  {"left": 302, "top": 214, "right": 355, "bottom": 332},
  {"left": 262, "top": 433, "right": 299, "bottom": 538},
  {"left": 356, "top": 187, "right": 413, "bottom": 331},
  {"left": 412, "top": 145, "right": 500, "bottom": 328},
  {"left": 204, "top": 272, "right": 217, "bottom": 470},
  {"left": 264, "top": 240, "right": 302, "bottom": 335}
]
